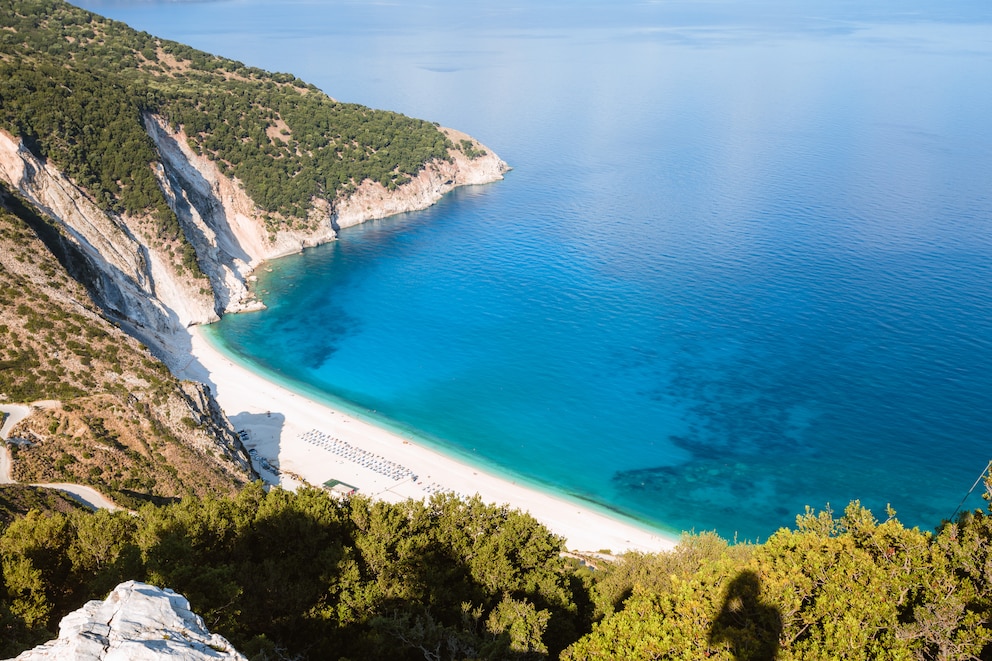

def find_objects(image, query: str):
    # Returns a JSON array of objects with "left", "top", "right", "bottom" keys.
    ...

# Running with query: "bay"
[{"left": 77, "top": 0, "right": 992, "bottom": 540}]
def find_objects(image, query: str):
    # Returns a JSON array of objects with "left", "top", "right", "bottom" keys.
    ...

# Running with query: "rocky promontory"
[{"left": 0, "top": 0, "right": 509, "bottom": 368}]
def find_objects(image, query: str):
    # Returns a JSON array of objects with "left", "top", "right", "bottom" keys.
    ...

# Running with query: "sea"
[{"left": 76, "top": 0, "right": 992, "bottom": 541}]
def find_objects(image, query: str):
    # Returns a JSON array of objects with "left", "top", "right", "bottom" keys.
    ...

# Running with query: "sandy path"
[
  {"left": 180, "top": 327, "right": 678, "bottom": 554},
  {"left": 0, "top": 447, "right": 11, "bottom": 485},
  {"left": 0, "top": 404, "right": 31, "bottom": 441},
  {"left": 33, "top": 483, "right": 120, "bottom": 511},
  {"left": 0, "top": 404, "right": 31, "bottom": 484}
]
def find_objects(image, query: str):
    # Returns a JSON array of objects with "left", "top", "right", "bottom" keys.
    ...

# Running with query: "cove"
[{"left": 78, "top": 0, "right": 992, "bottom": 540}]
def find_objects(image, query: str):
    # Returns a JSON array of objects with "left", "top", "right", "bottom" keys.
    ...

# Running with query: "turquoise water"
[{"left": 79, "top": 0, "right": 992, "bottom": 540}]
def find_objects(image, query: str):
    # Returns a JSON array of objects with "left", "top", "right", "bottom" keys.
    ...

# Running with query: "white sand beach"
[{"left": 178, "top": 326, "right": 677, "bottom": 555}]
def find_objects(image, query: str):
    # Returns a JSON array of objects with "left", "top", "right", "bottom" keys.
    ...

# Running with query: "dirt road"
[{"left": 1, "top": 404, "right": 120, "bottom": 511}]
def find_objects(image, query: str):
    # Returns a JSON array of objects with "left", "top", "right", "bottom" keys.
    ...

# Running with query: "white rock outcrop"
[
  {"left": 8, "top": 581, "right": 247, "bottom": 661},
  {"left": 0, "top": 129, "right": 195, "bottom": 338}
]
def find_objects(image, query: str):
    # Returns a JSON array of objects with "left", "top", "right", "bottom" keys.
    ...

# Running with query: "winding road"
[
  {"left": 1, "top": 404, "right": 120, "bottom": 511},
  {"left": 0, "top": 404, "right": 30, "bottom": 484}
]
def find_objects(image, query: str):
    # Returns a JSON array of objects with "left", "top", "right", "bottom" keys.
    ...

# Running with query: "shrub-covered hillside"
[
  {"left": 0, "top": 487, "right": 590, "bottom": 659},
  {"left": 3, "top": 484, "right": 992, "bottom": 660},
  {"left": 0, "top": 0, "right": 465, "bottom": 236},
  {"left": 0, "top": 485, "right": 84, "bottom": 527},
  {"left": 566, "top": 502, "right": 992, "bottom": 660},
  {"left": 0, "top": 183, "right": 251, "bottom": 509}
]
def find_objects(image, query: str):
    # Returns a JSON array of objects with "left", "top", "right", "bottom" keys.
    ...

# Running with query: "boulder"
[{"left": 9, "top": 581, "right": 246, "bottom": 661}]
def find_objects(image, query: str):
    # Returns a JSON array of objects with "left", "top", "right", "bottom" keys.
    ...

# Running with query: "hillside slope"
[
  {"left": 0, "top": 0, "right": 508, "bottom": 365},
  {"left": 0, "top": 187, "right": 253, "bottom": 509},
  {"left": 0, "top": 0, "right": 506, "bottom": 503}
]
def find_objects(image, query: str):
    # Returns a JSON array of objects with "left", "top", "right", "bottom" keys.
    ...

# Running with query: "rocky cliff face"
[
  {"left": 0, "top": 130, "right": 192, "bottom": 350},
  {"left": 147, "top": 116, "right": 510, "bottom": 255},
  {"left": 0, "top": 115, "right": 509, "bottom": 367},
  {"left": 332, "top": 127, "right": 510, "bottom": 230},
  {"left": 0, "top": 120, "right": 507, "bottom": 368},
  {"left": 8, "top": 581, "right": 247, "bottom": 661},
  {"left": 0, "top": 195, "right": 254, "bottom": 498}
]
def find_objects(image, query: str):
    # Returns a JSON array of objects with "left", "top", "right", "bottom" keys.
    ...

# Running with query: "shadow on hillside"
[
  {"left": 1, "top": 178, "right": 188, "bottom": 355},
  {"left": 212, "top": 495, "right": 576, "bottom": 659},
  {"left": 228, "top": 410, "right": 285, "bottom": 480},
  {"left": 709, "top": 570, "right": 782, "bottom": 660},
  {"left": 118, "top": 489, "right": 180, "bottom": 509}
]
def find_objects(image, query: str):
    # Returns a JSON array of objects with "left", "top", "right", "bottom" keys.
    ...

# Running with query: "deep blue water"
[{"left": 77, "top": 0, "right": 992, "bottom": 540}]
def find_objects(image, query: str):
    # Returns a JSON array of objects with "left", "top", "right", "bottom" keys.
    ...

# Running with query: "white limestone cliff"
[
  {"left": 7, "top": 581, "right": 247, "bottom": 661},
  {"left": 332, "top": 127, "right": 510, "bottom": 229},
  {"left": 0, "top": 129, "right": 195, "bottom": 337},
  {"left": 0, "top": 119, "right": 508, "bottom": 366},
  {"left": 145, "top": 115, "right": 510, "bottom": 256}
]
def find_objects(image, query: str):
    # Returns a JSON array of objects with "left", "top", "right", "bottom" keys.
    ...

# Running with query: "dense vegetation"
[
  {"left": 0, "top": 185, "right": 250, "bottom": 508},
  {"left": 2, "top": 483, "right": 992, "bottom": 660},
  {"left": 567, "top": 502, "right": 992, "bottom": 660},
  {"left": 0, "top": 0, "right": 461, "bottom": 234},
  {"left": 0, "top": 487, "right": 590, "bottom": 660}
]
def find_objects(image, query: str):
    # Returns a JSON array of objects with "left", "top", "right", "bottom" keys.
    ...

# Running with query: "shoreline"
[{"left": 178, "top": 325, "right": 678, "bottom": 554}]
